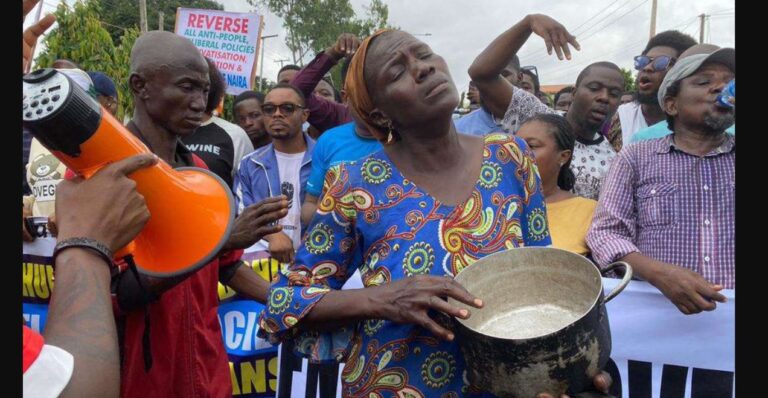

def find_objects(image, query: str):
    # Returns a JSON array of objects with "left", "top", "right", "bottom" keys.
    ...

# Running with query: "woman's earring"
[{"left": 385, "top": 125, "right": 395, "bottom": 144}]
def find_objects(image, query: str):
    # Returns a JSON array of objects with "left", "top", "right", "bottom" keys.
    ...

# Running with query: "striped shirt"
[{"left": 587, "top": 134, "right": 735, "bottom": 288}]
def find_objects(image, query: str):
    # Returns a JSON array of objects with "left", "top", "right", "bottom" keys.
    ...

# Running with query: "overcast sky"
[{"left": 27, "top": 0, "right": 734, "bottom": 95}]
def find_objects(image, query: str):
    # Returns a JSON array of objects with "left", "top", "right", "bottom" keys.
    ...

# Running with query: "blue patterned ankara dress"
[{"left": 259, "top": 133, "right": 552, "bottom": 397}]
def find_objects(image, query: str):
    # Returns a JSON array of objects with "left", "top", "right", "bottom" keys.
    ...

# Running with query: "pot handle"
[{"left": 601, "top": 261, "right": 633, "bottom": 304}]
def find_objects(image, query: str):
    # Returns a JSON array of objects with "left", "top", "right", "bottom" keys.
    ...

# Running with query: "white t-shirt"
[
  {"left": 570, "top": 133, "right": 617, "bottom": 201},
  {"left": 23, "top": 344, "right": 74, "bottom": 398},
  {"left": 616, "top": 101, "right": 648, "bottom": 145},
  {"left": 275, "top": 150, "right": 305, "bottom": 249}
]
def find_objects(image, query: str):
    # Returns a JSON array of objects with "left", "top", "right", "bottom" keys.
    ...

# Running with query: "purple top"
[
  {"left": 290, "top": 52, "right": 352, "bottom": 133},
  {"left": 587, "top": 134, "right": 735, "bottom": 288}
]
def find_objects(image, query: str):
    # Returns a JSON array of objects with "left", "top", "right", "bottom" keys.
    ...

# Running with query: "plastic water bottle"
[{"left": 717, "top": 79, "right": 735, "bottom": 108}]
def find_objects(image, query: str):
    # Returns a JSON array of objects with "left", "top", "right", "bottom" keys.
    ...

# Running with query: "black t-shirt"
[{"left": 181, "top": 117, "right": 253, "bottom": 188}]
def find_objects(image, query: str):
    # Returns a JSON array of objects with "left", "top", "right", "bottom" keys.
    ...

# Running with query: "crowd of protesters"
[{"left": 22, "top": 0, "right": 734, "bottom": 396}]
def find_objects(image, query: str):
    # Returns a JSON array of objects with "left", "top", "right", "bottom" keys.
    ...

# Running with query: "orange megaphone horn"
[{"left": 22, "top": 68, "right": 234, "bottom": 277}]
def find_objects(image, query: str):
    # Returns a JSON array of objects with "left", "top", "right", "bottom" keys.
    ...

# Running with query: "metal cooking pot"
[{"left": 447, "top": 247, "right": 632, "bottom": 398}]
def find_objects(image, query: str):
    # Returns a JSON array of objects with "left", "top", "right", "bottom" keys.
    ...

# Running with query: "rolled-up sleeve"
[
  {"left": 586, "top": 152, "right": 640, "bottom": 266},
  {"left": 291, "top": 53, "right": 352, "bottom": 132}
]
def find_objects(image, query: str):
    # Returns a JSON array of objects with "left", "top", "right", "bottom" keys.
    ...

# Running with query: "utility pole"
[
  {"left": 275, "top": 59, "right": 290, "bottom": 68},
  {"left": 158, "top": 11, "right": 164, "bottom": 31},
  {"left": 139, "top": 0, "right": 148, "bottom": 33},
  {"left": 699, "top": 13, "right": 707, "bottom": 43},
  {"left": 259, "top": 34, "right": 278, "bottom": 92},
  {"left": 649, "top": 0, "right": 658, "bottom": 39}
]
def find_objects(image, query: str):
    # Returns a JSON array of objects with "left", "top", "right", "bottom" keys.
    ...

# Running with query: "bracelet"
[{"left": 53, "top": 237, "right": 115, "bottom": 272}]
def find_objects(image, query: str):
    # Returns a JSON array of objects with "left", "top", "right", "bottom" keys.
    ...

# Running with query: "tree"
[
  {"left": 253, "top": 0, "right": 393, "bottom": 66},
  {"left": 36, "top": 0, "right": 139, "bottom": 121},
  {"left": 619, "top": 67, "right": 637, "bottom": 93},
  {"left": 100, "top": 0, "right": 223, "bottom": 43}
]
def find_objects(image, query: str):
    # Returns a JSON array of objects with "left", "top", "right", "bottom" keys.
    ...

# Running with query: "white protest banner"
[
  {"left": 175, "top": 8, "right": 263, "bottom": 95},
  {"left": 602, "top": 277, "right": 734, "bottom": 398}
]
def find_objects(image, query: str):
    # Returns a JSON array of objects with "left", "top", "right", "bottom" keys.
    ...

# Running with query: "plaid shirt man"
[{"left": 587, "top": 134, "right": 735, "bottom": 288}]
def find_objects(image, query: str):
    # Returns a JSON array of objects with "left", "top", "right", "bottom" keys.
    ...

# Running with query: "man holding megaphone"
[
  {"left": 40, "top": 31, "right": 288, "bottom": 398},
  {"left": 21, "top": 1, "right": 290, "bottom": 394},
  {"left": 113, "top": 31, "right": 294, "bottom": 398}
]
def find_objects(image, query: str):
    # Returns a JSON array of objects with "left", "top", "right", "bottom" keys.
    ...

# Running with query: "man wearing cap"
[
  {"left": 587, "top": 47, "right": 735, "bottom": 315},
  {"left": 87, "top": 71, "right": 119, "bottom": 116},
  {"left": 603, "top": 30, "right": 698, "bottom": 151},
  {"left": 628, "top": 44, "right": 736, "bottom": 144}
]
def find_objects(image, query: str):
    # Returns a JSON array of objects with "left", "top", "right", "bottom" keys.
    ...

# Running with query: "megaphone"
[{"left": 22, "top": 68, "right": 235, "bottom": 277}]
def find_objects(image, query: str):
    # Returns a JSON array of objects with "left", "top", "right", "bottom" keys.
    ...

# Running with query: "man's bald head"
[
  {"left": 128, "top": 31, "right": 210, "bottom": 137},
  {"left": 130, "top": 31, "right": 207, "bottom": 76}
]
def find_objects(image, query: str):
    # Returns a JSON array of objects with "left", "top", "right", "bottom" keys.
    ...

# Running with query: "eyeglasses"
[
  {"left": 261, "top": 103, "right": 305, "bottom": 116},
  {"left": 634, "top": 55, "right": 676, "bottom": 72}
]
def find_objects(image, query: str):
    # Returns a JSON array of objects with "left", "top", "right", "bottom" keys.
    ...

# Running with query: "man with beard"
[
  {"left": 629, "top": 44, "right": 735, "bottom": 144},
  {"left": 587, "top": 47, "right": 735, "bottom": 315},
  {"left": 235, "top": 84, "right": 314, "bottom": 265},
  {"left": 605, "top": 30, "right": 697, "bottom": 151},
  {"left": 565, "top": 61, "right": 625, "bottom": 200}
]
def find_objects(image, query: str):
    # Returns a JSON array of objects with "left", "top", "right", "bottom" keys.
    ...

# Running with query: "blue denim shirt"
[{"left": 234, "top": 132, "right": 315, "bottom": 229}]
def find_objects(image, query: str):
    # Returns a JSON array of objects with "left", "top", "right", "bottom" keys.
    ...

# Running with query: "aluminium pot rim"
[{"left": 450, "top": 246, "right": 605, "bottom": 341}]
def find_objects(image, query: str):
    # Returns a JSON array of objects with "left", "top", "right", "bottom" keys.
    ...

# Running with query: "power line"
[
  {"left": 523, "top": 7, "right": 718, "bottom": 84},
  {"left": 99, "top": 20, "right": 129, "bottom": 31},
  {"left": 676, "top": 16, "right": 700, "bottom": 34},
  {"left": 531, "top": 6, "right": 731, "bottom": 83},
  {"left": 708, "top": 7, "right": 735, "bottom": 15},
  {"left": 517, "top": 0, "right": 626, "bottom": 61},
  {"left": 572, "top": 0, "right": 645, "bottom": 41},
  {"left": 524, "top": 0, "right": 648, "bottom": 65},
  {"left": 569, "top": 0, "right": 625, "bottom": 35},
  {"left": 576, "top": 0, "right": 651, "bottom": 43},
  {"left": 544, "top": 39, "right": 646, "bottom": 82}
]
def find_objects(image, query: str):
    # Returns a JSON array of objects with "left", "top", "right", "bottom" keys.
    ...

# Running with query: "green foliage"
[
  {"left": 36, "top": 0, "right": 139, "bottom": 121},
  {"left": 100, "top": 0, "right": 223, "bottom": 43},
  {"left": 254, "top": 0, "right": 394, "bottom": 86},
  {"left": 619, "top": 67, "right": 637, "bottom": 93}
]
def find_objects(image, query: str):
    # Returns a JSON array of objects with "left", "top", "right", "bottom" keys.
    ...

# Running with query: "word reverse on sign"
[{"left": 187, "top": 13, "right": 250, "bottom": 34}]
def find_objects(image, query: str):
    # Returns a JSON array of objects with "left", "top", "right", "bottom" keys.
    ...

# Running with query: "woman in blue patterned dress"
[{"left": 259, "top": 29, "right": 610, "bottom": 398}]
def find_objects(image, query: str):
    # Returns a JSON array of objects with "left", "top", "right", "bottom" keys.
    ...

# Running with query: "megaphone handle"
[{"left": 115, "top": 241, "right": 136, "bottom": 261}]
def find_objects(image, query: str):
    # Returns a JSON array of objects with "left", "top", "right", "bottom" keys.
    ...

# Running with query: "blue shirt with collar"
[
  {"left": 630, "top": 120, "right": 735, "bottom": 144},
  {"left": 454, "top": 107, "right": 508, "bottom": 136}
]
